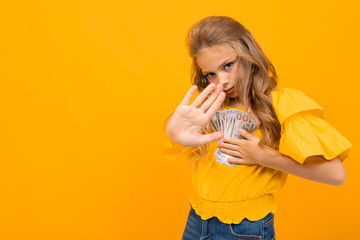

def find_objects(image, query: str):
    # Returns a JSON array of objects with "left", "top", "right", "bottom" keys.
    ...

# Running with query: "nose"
[{"left": 218, "top": 74, "right": 229, "bottom": 85}]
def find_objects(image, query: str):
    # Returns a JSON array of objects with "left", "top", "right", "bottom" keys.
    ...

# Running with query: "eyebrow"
[{"left": 202, "top": 57, "right": 236, "bottom": 75}]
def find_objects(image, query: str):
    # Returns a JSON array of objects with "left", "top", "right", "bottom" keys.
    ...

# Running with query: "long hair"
[{"left": 186, "top": 16, "right": 281, "bottom": 161}]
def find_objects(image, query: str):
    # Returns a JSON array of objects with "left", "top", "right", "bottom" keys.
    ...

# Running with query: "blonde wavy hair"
[{"left": 186, "top": 16, "right": 281, "bottom": 162}]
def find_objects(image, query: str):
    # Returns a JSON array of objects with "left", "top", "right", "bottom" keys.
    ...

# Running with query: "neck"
[{"left": 228, "top": 98, "right": 245, "bottom": 108}]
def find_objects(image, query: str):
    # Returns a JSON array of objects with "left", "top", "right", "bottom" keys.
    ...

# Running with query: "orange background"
[{"left": 0, "top": 1, "right": 359, "bottom": 239}]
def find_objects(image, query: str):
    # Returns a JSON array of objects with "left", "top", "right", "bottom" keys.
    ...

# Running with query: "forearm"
[{"left": 260, "top": 146, "right": 346, "bottom": 186}]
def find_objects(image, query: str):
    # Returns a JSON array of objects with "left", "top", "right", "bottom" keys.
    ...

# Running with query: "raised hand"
[{"left": 166, "top": 83, "right": 226, "bottom": 147}]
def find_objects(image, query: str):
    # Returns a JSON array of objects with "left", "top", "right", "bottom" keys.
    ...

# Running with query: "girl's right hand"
[{"left": 166, "top": 83, "right": 226, "bottom": 147}]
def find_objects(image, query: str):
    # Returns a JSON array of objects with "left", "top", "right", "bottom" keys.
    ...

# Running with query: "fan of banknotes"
[{"left": 210, "top": 109, "right": 258, "bottom": 167}]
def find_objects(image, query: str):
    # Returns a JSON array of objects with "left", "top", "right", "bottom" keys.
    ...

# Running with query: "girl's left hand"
[{"left": 218, "top": 129, "right": 266, "bottom": 166}]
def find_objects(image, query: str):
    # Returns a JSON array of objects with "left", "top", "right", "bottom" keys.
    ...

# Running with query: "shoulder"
[{"left": 270, "top": 88, "right": 324, "bottom": 124}]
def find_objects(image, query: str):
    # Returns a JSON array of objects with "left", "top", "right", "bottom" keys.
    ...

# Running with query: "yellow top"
[{"left": 163, "top": 88, "right": 352, "bottom": 224}]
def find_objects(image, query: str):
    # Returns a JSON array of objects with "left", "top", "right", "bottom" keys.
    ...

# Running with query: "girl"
[{"left": 164, "top": 16, "right": 352, "bottom": 240}]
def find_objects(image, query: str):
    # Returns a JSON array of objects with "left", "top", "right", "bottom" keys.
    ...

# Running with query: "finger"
[
  {"left": 199, "top": 84, "right": 223, "bottom": 112},
  {"left": 220, "top": 148, "right": 241, "bottom": 158},
  {"left": 228, "top": 158, "right": 250, "bottom": 165},
  {"left": 239, "top": 129, "right": 256, "bottom": 140},
  {"left": 197, "top": 131, "right": 224, "bottom": 145},
  {"left": 180, "top": 85, "right": 198, "bottom": 105},
  {"left": 204, "top": 91, "right": 226, "bottom": 119},
  {"left": 227, "top": 158, "right": 242, "bottom": 164},
  {"left": 222, "top": 138, "right": 243, "bottom": 145},
  {"left": 218, "top": 142, "right": 239, "bottom": 151},
  {"left": 191, "top": 83, "right": 216, "bottom": 108}
]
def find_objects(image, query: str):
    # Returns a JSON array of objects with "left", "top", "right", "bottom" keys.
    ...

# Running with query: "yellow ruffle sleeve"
[{"left": 272, "top": 88, "right": 352, "bottom": 164}]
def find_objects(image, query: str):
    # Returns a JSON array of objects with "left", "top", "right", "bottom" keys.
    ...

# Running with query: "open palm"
[{"left": 166, "top": 83, "right": 225, "bottom": 147}]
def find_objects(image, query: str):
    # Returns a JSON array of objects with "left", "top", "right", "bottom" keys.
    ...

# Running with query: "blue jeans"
[{"left": 182, "top": 205, "right": 275, "bottom": 240}]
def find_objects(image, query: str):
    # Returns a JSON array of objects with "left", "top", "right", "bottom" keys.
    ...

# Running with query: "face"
[{"left": 196, "top": 44, "right": 240, "bottom": 98}]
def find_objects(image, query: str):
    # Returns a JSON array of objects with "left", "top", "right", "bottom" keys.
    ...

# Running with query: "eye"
[
  {"left": 224, "top": 62, "right": 234, "bottom": 70},
  {"left": 205, "top": 73, "right": 216, "bottom": 79}
]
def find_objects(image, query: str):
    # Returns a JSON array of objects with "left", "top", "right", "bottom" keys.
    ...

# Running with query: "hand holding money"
[
  {"left": 219, "top": 129, "right": 264, "bottom": 166},
  {"left": 210, "top": 109, "right": 259, "bottom": 167},
  {"left": 166, "top": 83, "right": 226, "bottom": 147}
]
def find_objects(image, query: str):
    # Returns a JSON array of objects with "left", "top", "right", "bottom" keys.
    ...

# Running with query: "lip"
[{"left": 224, "top": 87, "right": 234, "bottom": 94}]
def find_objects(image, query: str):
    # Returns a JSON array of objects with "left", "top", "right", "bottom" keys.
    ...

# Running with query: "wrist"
[{"left": 258, "top": 145, "right": 279, "bottom": 168}]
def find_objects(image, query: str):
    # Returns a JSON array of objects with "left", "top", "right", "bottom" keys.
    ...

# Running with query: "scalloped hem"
[{"left": 190, "top": 192, "right": 277, "bottom": 224}]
